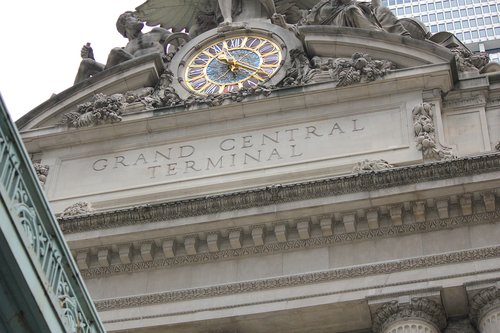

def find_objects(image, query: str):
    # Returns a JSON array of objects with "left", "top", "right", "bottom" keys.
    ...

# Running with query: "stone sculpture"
[
  {"left": 305, "top": 0, "right": 409, "bottom": 35},
  {"left": 59, "top": 93, "right": 123, "bottom": 128},
  {"left": 74, "top": 11, "right": 189, "bottom": 84}
]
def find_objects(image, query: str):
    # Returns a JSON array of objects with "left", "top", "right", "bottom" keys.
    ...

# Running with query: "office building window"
[
  {"left": 439, "top": 23, "right": 445, "bottom": 30},
  {"left": 462, "top": 20, "right": 469, "bottom": 28},
  {"left": 485, "top": 17, "right": 492, "bottom": 25},
  {"left": 487, "top": 28, "right": 494, "bottom": 37}
]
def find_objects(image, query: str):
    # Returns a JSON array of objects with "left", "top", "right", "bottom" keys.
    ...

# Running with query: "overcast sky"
[{"left": 0, "top": 0, "right": 145, "bottom": 121}]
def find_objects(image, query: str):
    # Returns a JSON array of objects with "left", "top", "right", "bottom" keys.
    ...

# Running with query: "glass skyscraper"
[{"left": 383, "top": 0, "right": 500, "bottom": 63}]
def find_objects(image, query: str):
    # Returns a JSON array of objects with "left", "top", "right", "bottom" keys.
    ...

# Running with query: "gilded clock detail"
[{"left": 184, "top": 35, "right": 283, "bottom": 95}]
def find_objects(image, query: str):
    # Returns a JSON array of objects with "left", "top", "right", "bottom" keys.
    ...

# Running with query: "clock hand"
[{"left": 233, "top": 60, "right": 268, "bottom": 76}]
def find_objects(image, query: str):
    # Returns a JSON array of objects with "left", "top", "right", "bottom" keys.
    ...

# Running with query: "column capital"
[
  {"left": 372, "top": 297, "right": 446, "bottom": 333},
  {"left": 469, "top": 284, "right": 500, "bottom": 330}
]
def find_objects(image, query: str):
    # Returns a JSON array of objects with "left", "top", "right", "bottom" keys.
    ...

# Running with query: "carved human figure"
[
  {"left": 74, "top": 11, "right": 188, "bottom": 84},
  {"left": 306, "top": 0, "right": 409, "bottom": 35},
  {"left": 217, "top": 0, "right": 278, "bottom": 24}
]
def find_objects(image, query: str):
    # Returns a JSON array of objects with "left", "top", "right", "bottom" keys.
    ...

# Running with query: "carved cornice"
[
  {"left": 443, "top": 95, "right": 486, "bottom": 109},
  {"left": 59, "top": 153, "right": 500, "bottom": 233},
  {"left": 469, "top": 284, "right": 500, "bottom": 327},
  {"left": 94, "top": 245, "right": 500, "bottom": 312},
  {"left": 372, "top": 298, "right": 446, "bottom": 333},
  {"left": 80, "top": 208, "right": 500, "bottom": 278}
]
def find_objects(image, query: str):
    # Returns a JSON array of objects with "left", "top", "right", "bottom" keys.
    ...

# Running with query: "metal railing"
[{"left": 0, "top": 95, "right": 105, "bottom": 333}]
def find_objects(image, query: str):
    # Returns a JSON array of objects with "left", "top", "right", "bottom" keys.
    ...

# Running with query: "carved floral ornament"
[{"left": 412, "top": 103, "right": 455, "bottom": 161}]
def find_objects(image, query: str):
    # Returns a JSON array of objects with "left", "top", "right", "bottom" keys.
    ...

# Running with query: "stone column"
[
  {"left": 372, "top": 298, "right": 447, "bottom": 333},
  {"left": 469, "top": 285, "right": 500, "bottom": 333}
]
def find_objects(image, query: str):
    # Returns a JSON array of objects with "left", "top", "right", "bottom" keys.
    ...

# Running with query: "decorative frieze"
[
  {"left": 443, "top": 95, "right": 486, "bottom": 109},
  {"left": 58, "top": 154, "right": 500, "bottom": 233},
  {"left": 78, "top": 207, "right": 500, "bottom": 279},
  {"left": 93, "top": 245, "right": 500, "bottom": 311}
]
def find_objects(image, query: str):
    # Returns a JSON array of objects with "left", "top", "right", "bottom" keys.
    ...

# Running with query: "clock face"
[{"left": 183, "top": 35, "right": 283, "bottom": 95}]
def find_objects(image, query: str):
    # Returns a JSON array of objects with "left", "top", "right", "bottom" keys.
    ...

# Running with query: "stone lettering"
[
  {"left": 329, "top": 123, "right": 345, "bottom": 135},
  {"left": 242, "top": 135, "right": 253, "bottom": 148},
  {"left": 206, "top": 156, "right": 224, "bottom": 170},
  {"left": 352, "top": 119, "right": 364, "bottom": 132},
  {"left": 154, "top": 149, "right": 172, "bottom": 162},
  {"left": 262, "top": 132, "right": 279, "bottom": 145},
  {"left": 113, "top": 156, "right": 129, "bottom": 168},
  {"left": 166, "top": 163, "right": 177, "bottom": 176},
  {"left": 179, "top": 145, "right": 195, "bottom": 158},
  {"left": 220, "top": 138, "right": 235, "bottom": 151},
  {"left": 92, "top": 159, "right": 108, "bottom": 171},
  {"left": 134, "top": 153, "right": 148, "bottom": 165},
  {"left": 184, "top": 160, "right": 202, "bottom": 173},
  {"left": 148, "top": 165, "right": 161, "bottom": 178},
  {"left": 244, "top": 151, "right": 262, "bottom": 164},
  {"left": 305, "top": 126, "right": 323, "bottom": 138}
]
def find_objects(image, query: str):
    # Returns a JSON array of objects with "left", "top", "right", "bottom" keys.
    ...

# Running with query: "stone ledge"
[{"left": 59, "top": 153, "right": 500, "bottom": 234}]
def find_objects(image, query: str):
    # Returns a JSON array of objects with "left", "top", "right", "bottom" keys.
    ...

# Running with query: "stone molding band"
[
  {"left": 59, "top": 153, "right": 500, "bottom": 234},
  {"left": 94, "top": 245, "right": 500, "bottom": 312},
  {"left": 80, "top": 209, "right": 500, "bottom": 278}
]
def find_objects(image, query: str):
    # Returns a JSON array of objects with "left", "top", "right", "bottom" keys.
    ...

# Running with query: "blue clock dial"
[{"left": 184, "top": 36, "right": 283, "bottom": 95}]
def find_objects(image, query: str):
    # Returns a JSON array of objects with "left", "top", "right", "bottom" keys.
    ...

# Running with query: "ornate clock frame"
[{"left": 168, "top": 21, "right": 304, "bottom": 99}]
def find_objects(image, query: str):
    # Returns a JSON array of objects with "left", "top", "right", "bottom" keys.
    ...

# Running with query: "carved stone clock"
[{"left": 169, "top": 22, "right": 304, "bottom": 99}]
